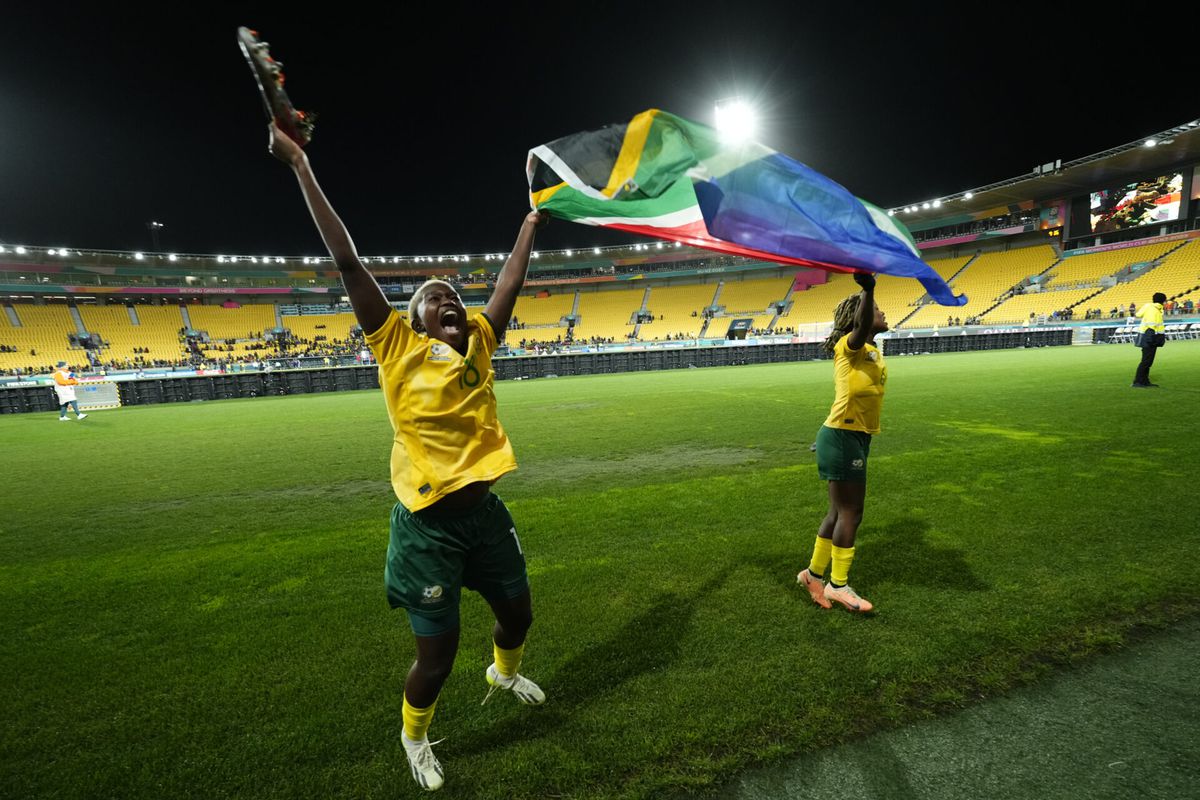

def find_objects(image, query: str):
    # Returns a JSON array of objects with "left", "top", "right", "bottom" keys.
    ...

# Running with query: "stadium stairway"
[
  {"left": 180, "top": 306, "right": 193, "bottom": 330},
  {"left": 3, "top": 305, "right": 19, "bottom": 326},
  {"left": 1064, "top": 287, "right": 1107, "bottom": 315},
  {"left": 630, "top": 287, "right": 653, "bottom": 339},
  {"left": 128, "top": 305, "right": 139, "bottom": 324},
  {"left": 69, "top": 306, "right": 87, "bottom": 335},
  {"left": 1032, "top": 256, "right": 1065, "bottom": 283},
  {"left": 896, "top": 253, "right": 980, "bottom": 328},
  {"left": 571, "top": 291, "right": 581, "bottom": 317},
  {"left": 1136, "top": 239, "right": 1193, "bottom": 281},
  {"left": 974, "top": 255, "right": 1066, "bottom": 321}
]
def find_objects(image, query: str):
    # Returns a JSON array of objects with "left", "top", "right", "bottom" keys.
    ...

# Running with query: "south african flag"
[{"left": 528, "top": 109, "right": 966, "bottom": 306}]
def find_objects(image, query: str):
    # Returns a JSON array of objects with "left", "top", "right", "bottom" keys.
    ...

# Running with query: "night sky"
[{"left": 1, "top": 5, "right": 1194, "bottom": 258}]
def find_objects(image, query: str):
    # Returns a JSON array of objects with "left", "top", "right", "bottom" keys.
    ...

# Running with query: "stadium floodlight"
[
  {"left": 0, "top": 246, "right": 5, "bottom": 253},
  {"left": 932, "top": 200, "right": 941, "bottom": 208},
  {"left": 921, "top": 202, "right": 930, "bottom": 209},
  {"left": 168, "top": 254, "right": 178, "bottom": 262},
  {"left": 46, "top": 249, "right": 57, "bottom": 256},
  {"left": 565, "top": 249, "right": 573, "bottom": 256},
  {"left": 887, "top": 210, "right": 895, "bottom": 216},
  {"left": 392, "top": 257, "right": 400, "bottom": 263},
  {"left": 251, "top": 257, "right": 259, "bottom": 263},
  {"left": 1143, "top": 139, "right": 1157, "bottom": 148},
  {"left": 656, "top": 242, "right": 663, "bottom": 249},
  {"left": 593, "top": 247, "right": 601, "bottom": 255},
  {"left": 16, "top": 246, "right": 26, "bottom": 254},
  {"left": 964, "top": 192, "right": 974, "bottom": 200},
  {"left": 532, "top": 251, "right": 540, "bottom": 259},
  {"left": 219, "top": 256, "right": 227, "bottom": 263},
  {"left": 675, "top": 242, "right": 681, "bottom": 247},
  {"left": 136, "top": 252, "right": 146, "bottom": 260},
  {"left": 714, "top": 98, "right": 758, "bottom": 144},
  {"left": 438, "top": 256, "right": 444, "bottom": 262},
  {"left": 230, "top": 256, "right": 238, "bottom": 263},
  {"left": 276, "top": 257, "right": 284, "bottom": 264}
]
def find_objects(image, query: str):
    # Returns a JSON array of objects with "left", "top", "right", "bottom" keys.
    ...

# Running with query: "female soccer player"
[
  {"left": 268, "top": 122, "right": 546, "bottom": 792},
  {"left": 797, "top": 272, "right": 887, "bottom": 613}
]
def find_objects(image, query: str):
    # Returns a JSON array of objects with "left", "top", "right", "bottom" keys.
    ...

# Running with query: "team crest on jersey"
[
  {"left": 428, "top": 343, "right": 452, "bottom": 363},
  {"left": 866, "top": 350, "right": 878, "bottom": 362},
  {"left": 421, "top": 585, "right": 444, "bottom": 603}
]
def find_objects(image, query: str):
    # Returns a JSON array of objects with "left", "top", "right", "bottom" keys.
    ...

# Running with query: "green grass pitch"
[{"left": 2, "top": 342, "right": 1198, "bottom": 799}]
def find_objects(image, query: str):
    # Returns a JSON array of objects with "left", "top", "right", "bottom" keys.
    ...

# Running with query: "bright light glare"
[{"left": 714, "top": 100, "right": 758, "bottom": 143}]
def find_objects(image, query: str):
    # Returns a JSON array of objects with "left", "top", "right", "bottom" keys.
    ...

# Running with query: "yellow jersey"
[
  {"left": 824, "top": 336, "right": 887, "bottom": 435},
  {"left": 1135, "top": 303, "right": 1164, "bottom": 332},
  {"left": 364, "top": 310, "right": 516, "bottom": 511}
]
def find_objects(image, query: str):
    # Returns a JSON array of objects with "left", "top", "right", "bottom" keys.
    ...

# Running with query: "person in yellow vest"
[
  {"left": 1132, "top": 292, "right": 1166, "bottom": 388},
  {"left": 52, "top": 361, "right": 87, "bottom": 421},
  {"left": 797, "top": 272, "right": 887, "bottom": 613},
  {"left": 268, "top": 122, "right": 546, "bottom": 792}
]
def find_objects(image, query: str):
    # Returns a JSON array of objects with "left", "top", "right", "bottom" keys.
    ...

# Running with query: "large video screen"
[{"left": 1090, "top": 173, "right": 1182, "bottom": 233}]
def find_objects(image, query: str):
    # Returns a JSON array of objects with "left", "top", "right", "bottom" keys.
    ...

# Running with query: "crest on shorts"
[
  {"left": 421, "top": 585, "right": 444, "bottom": 603},
  {"left": 851, "top": 459, "right": 864, "bottom": 469}
]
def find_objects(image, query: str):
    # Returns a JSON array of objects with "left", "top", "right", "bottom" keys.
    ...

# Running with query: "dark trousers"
[{"left": 1134, "top": 343, "right": 1157, "bottom": 385}]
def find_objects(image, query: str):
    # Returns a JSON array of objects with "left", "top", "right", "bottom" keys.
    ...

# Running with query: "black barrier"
[{"left": 0, "top": 329, "right": 1073, "bottom": 413}]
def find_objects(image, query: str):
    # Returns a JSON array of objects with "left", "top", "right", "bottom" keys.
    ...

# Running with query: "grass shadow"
[
  {"left": 862, "top": 515, "right": 989, "bottom": 592},
  {"left": 449, "top": 567, "right": 730, "bottom": 758}
]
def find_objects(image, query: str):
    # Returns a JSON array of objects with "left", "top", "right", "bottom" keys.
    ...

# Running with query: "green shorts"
[
  {"left": 386, "top": 492, "right": 528, "bottom": 637},
  {"left": 815, "top": 425, "right": 872, "bottom": 483}
]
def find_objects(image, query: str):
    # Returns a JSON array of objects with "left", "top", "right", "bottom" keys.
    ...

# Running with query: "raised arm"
[
  {"left": 485, "top": 211, "right": 548, "bottom": 335},
  {"left": 268, "top": 123, "right": 392, "bottom": 335},
  {"left": 846, "top": 272, "right": 877, "bottom": 351}
]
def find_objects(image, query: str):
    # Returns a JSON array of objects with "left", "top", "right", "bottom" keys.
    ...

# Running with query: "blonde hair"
[
  {"left": 407, "top": 279, "right": 458, "bottom": 332},
  {"left": 822, "top": 293, "right": 862, "bottom": 354}
]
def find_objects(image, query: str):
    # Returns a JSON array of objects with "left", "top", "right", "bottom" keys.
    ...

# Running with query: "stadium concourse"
[{"left": 2, "top": 115, "right": 1200, "bottom": 389}]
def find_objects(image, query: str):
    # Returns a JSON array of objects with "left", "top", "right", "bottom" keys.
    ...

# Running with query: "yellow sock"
[
  {"left": 493, "top": 641, "right": 525, "bottom": 679},
  {"left": 808, "top": 536, "right": 833, "bottom": 578},
  {"left": 402, "top": 696, "right": 437, "bottom": 742},
  {"left": 830, "top": 545, "right": 856, "bottom": 586}
]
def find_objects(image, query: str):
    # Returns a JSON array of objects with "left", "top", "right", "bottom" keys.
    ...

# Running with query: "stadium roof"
[{"left": 897, "top": 118, "right": 1200, "bottom": 228}]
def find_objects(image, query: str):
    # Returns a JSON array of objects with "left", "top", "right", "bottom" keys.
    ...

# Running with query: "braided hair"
[{"left": 822, "top": 293, "right": 862, "bottom": 354}]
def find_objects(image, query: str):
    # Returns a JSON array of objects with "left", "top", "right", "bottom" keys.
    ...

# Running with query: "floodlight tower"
[{"left": 147, "top": 221, "right": 165, "bottom": 252}]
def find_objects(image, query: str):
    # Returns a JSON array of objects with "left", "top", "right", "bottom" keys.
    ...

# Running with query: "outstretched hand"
[
  {"left": 268, "top": 122, "right": 306, "bottom": 168},
  {"left": 853, "top": 272, "right": 876, "bottom": 291}
]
